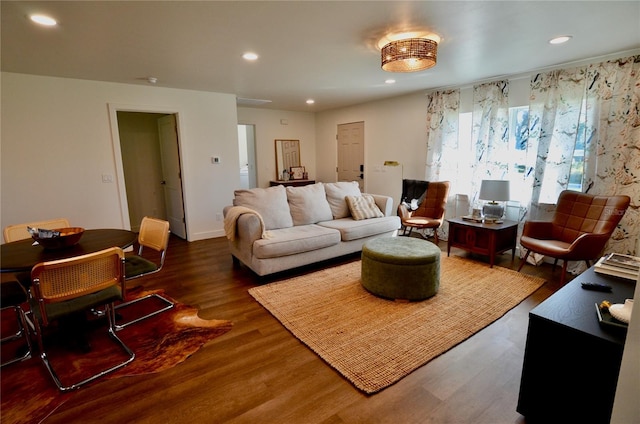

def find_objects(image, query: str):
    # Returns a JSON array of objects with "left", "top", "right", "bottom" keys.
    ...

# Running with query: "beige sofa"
[{"left": 223, "top": 182, "right": 400, "bottom": 276}]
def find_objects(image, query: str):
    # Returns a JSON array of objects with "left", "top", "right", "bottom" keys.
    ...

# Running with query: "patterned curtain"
[
  {"left": 425, "top": 89, "right": 460, "bottom": 240},
  {"left": 526, "top": 55, "right": 640, "bottom": 266},
  {"left": 470, "top": 81, "right": 510, "bottom": 205},
  {"left": 527, "top": 67, "right": 588, "bottom": 210},
  {"left": 583, "top": 55, "right": 640, "bottom": 256}
]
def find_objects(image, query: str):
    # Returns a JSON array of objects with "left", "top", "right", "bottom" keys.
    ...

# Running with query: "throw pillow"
[
  {"left": 286, "top": 183, "right": 334, "bottom": 225},
  {"left": 345, "top": 194, "right": 384, "bottom": 220},
  {"left": 324, "top": 181, "right": 362, "bottom": 218},
  {"left": 233, "top": 185, "right": 293, "bottom": 230}
]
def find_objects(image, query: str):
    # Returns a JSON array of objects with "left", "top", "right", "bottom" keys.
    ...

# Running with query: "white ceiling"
[{"left": 2, "top": 1, "right": 639, "bottom": 112}]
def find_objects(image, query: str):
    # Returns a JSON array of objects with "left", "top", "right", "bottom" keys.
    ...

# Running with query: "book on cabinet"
[{"left": 594, "top": 255, "right": 639, "bottom": 281}]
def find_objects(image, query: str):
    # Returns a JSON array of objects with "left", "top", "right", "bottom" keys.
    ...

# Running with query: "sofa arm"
[
  {"left": 367, "top": 194, "right": 394, "bottom": 216},
  {"left": 223, "top": 205, "right": 263, "bottom": 247}
]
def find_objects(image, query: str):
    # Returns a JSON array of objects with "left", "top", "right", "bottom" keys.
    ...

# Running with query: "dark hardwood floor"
[{"left": 42, "top": 234, "right": 569, "bottom": 424}]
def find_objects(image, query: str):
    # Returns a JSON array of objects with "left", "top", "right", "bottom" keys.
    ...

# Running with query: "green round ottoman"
[{"left": 361, "top": 237, "right": 440, "bottom": 301}]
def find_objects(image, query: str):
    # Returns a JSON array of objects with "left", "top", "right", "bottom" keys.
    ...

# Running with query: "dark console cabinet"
[{"left": 517, "top": 267, "right": 634, "bottom": 423}]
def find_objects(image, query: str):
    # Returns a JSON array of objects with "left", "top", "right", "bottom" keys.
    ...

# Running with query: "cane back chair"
[{"left": 30, "top": 247, "right": 135, "bottom": 391}]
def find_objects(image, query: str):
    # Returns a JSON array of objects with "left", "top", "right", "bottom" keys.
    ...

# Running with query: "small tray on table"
[{"left": 595, "top": 303, "right": 628, "bottom": 330}]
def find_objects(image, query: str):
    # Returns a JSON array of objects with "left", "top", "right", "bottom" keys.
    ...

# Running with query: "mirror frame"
[{"left": 275, "top": 139, "right": 301, "bottom": 180}]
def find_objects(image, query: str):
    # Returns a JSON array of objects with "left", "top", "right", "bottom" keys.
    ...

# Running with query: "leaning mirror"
[{"left": 275, "top": 139, "right": 301, "bottom": 180}]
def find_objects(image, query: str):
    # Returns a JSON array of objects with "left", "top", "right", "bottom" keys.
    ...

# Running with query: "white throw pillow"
[
  {"left": 286, "top": 183, "right": 334, "bottom": 225},
  {"left": 233, "top": 185, "right": 293, "bottom": 230},
  {"left": 345, "top": 194, "right": 384, "bottom": 220},
  {"left": 324, "top": 181, "right": 362, "bottom": 218}
]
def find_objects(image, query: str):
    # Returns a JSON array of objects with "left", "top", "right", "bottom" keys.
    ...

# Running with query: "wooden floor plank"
[{"left": 36, "top": 235, "right": 566, "bottom": 423}]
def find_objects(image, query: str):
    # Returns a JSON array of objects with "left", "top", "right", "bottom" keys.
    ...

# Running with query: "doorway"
[
  {"left": 337, "top": 121, "right": 365, "bottom": 190},
  {"left": 237, "top": 124, "right": 257, "bottom": 189},
  {"left": 115, "top": 111, "right": 187, "bottom": 238}
]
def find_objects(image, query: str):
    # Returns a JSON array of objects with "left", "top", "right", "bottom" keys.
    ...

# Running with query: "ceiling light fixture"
[
  {"left": 385, "top": 79, "right": 396, "bottom": 84},
  {"left": 306, "top": 99, "right": 315, "bottom": 105},
  {"left": 381, "top": 38, "right": 438, "bottom": 72},
  {"left": 242, "top": 52, "right": 259, "bottom": 61},
  {"left": 549, "top": 35, "right": 572, "bottom": 45},
  {"left": 30, "top": 14, "right": 57, "bottom": 26}
]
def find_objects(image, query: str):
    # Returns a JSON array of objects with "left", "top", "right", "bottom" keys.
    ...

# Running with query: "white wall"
[
  {"left": 315, "top": 91, "right": 428, "bottom": 204},
  {"left": 237, "top": 107, "right": 316, "bottom": 188},
  {"left": 1, "top": 72, "right": 238, "bottom": 241}
]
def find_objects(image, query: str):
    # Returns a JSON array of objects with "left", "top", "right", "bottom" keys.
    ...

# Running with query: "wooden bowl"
[{"left": 32, "top": 227, "right": 85, "bottom": 249}]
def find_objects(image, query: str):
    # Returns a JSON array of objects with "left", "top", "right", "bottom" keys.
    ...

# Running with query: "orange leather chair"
[
  {"left": 518, "top": 190, "right": 630, "bottom": 285},
  {"left": 398, "top": 181, "right": 450, "bottom": 243}
]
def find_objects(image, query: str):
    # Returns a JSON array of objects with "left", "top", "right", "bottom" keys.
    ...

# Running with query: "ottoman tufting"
[{"left": 361, "top": 237, "right": 440, "bottom": 301}]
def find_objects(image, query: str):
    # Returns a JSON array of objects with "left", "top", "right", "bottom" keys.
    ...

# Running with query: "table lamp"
[{"left": 479, "top": 180, "right": 510, "bottom": 219}]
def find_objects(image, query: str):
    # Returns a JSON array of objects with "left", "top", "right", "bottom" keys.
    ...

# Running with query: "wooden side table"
[{"left": 446, "top": 217, "right": 518, "bottom": 267}]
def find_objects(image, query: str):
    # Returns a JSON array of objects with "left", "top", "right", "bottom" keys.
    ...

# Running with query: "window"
[
  {"left": 458, "top": 106, "right": 530, "bottom": 204},
  {"left": 456, "top": 112, "right": 474, "bottom": 196},
  {"left": 458, "top": 105, "right": 586, "bottom": 205},
  {"left": 567, "top": 110, "right": 587, "bottom": 192}
]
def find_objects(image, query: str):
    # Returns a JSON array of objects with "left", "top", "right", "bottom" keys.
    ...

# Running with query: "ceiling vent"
[{"left": 236, "top": 97, "right": 272, "bottom": 106}]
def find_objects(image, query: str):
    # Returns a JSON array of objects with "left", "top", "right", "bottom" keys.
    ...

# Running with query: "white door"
[
  {"left": 337, "top": 122, "right": 365, "bottom": 190},
  {"left": 157, "top": 115, "right": 187, "bottom": 239},
  {"left": 237, "top": 124, "right": 257, "bottom": 189}
]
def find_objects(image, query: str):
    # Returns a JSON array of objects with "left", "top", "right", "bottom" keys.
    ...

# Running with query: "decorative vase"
[{"left": 609, "top": 298, "right": 633, "bottom": 324}]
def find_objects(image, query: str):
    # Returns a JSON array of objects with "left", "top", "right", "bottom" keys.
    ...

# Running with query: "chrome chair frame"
[
  {"left": 0, "top": 280, "right": 33, "bottom": 367},
  {"left": 30, "top": 247, "right": 135, "bottom": 392},
  {"left": 115, "top": 217, "right": 173, "bottom": 330}
]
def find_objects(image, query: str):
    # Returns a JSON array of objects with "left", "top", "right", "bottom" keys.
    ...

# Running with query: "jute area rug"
[
  {"left": 249, "top": 255, "right": 545, "bottom": 394},
  {"left": 1, "top": 289, "right": 232, "bottom": 424}
]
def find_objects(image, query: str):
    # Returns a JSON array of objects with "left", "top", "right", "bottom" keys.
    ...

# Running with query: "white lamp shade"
[{"left": 479, "top": 180, "right": 510, "bottom": 201}]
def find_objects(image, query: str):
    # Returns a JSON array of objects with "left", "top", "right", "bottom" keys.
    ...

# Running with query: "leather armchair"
[
  {"left": 398, "top": 181, "right": 450, "bottom": 243},
  {"left": 518, "top": 190, "right": 630, "bottom": 285}
]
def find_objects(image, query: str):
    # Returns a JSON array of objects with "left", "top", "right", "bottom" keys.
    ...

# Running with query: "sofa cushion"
[
  {"left": 233, "top": 185, "right": 293, "bottom": 230},
  {"left": 345, "top": 194, "right": 384, "bottom": 220},
  {"left": 253, "top": 225, "right": 341, "bottom": 259},
  {"left": 286, "top": 183, "right": 334, "bottom": 226},
  {"left": 324, "top": 181, "right": 362, "bottom": 218},
  {"left": 318, "top": 216, "right": 400, "bottom": 241}
]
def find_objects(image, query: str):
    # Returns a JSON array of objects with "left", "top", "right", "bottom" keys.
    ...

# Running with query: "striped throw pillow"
[{"left": 345, "top": 195, "right": 384, "bottom": 220}]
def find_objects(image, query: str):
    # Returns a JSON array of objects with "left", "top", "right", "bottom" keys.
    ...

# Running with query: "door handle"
[
  {"left": 359, "top": 174, "right": 364, "bottom": 179},
  {"left": 160, "top": 180, "right": 167, "bottom": 185}
]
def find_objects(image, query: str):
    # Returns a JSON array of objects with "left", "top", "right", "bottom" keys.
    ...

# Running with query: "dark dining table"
[{"left": 0, "top": 228, "right": 137, "bottom": 274}]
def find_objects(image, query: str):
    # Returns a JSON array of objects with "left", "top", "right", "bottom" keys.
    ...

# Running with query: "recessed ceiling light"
[
  {"left": 385, "top": 79, "right": 396, "bottom": 84},
  {"left": 306, "top": 99, "right": 315, "bottom": 105},
  {"left": 30, "top": 14, "right": 57, "bottom": 26},
  {"left": 549, "top": 35, "right": 572, "bottom": 45},
  {"left": 242, "top": 52, "right": 259, "bottom": 61}
]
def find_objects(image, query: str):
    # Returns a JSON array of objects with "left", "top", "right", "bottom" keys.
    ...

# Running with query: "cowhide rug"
[{"left": 0, "top": 289, "right": 232, "bottom": 424}]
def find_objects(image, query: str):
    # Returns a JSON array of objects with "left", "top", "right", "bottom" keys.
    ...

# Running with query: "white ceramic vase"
[{"left": 609, "top": 299, "right": 634, "bottom": 324}]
